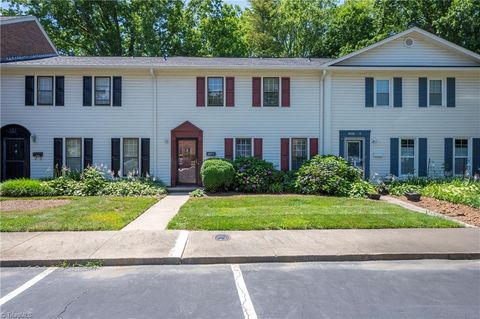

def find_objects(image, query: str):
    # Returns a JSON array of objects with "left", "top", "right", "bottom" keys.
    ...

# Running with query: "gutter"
[
  {"left": 320, "top": 70, "right": 327, "bottom": 155},
  {"left": 149, "top": 68, "right": 157, "bottom": 179}
]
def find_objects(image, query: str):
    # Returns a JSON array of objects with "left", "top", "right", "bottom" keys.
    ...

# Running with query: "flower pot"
[
  {"left": 405, "top": 192, "right": 421, "bottom": 202},
  {"left": 368, "top": 193, "right": 381, "bottom": 200}
]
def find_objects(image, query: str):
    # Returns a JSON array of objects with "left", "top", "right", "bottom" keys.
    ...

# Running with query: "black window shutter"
[
  {"left": 55, "top": 76, "right": 64, "bottom": 106},
  {"left": 390, "top": 138, "right": 399, "bottom": 176},
  {"left": 444, "top": 138, "right": 453, "bottom": 176},
  {"left": 141, "top": 138, "right": 150, "bottom": 177},
  {"left": 447, "top": 77, "right": 456, "bottom": 107},
  {"left": 418, "top": 138, "right": 428, "bottom": 177},
  {"left": 418, "top": 77, "right": 427, "bottom": 107},
  {"left": 472, "top": 138, "right": 480, "bottom": 176},
  {"left": 393, "top": 77, "right": 402, "bottom": 107},
  {"left": 365, "top": 77, "right": 374, "bottom": 107},
  {"left": 113, "top": 76, "right": 122, "bottom": 106},
  {"left": 25, "top": 76, "right": 34, "bottom": 106},
  {"left": 83, "top": 76, "right": 92, "bottom": 106},
  {"left": 53, "top": 138, "right": 63, "bottom": 177},
  {"left": 111, "top": 138, "right": 120, "bottom": 177},
  {"left": 84, "top": 138, "right": 93, "bottom": 168}
]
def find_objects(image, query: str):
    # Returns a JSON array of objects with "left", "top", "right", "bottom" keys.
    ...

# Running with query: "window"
[
  {"left": 454, "top": 139, "right": 468, "bottom": 176},
  {"left": 375, "top": 79, "right": 390, "bottom": 106},
  {"left": 123, "top": 138, "right": 139, "bottom": 176},
  {"left": 95, "top": 77, "right": 111, "bottom": 105},
  {"left": 400, "top": 139, "right": 415, "bottom": 176},
  {"left": 235, "top": 138, "right": 252, "bottom": 158},
  {"left": 37, "top": 76, "right": 53, "bottom": 105},
  {"left": 66, "top": 138, "right": 82, "bottom": 171},
  {"left": 291, "top": 138, "right": 308, "bottom": 170},
  {"left": 207, "top": 77, "right": 224, "bottom": 106},
  {"left": 263, "top": 77, "right": 279, "bottom": 106},
  {"left": 429, "top": 79, "right": 442, "bottom": 106}
]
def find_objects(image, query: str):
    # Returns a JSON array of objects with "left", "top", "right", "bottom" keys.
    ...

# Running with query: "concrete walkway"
[
  {"left": 121, "top": 194, "right": 189, "bottom": 231},
  {"left": 1, "top": 228, "right": 479, "bottom": 266}
]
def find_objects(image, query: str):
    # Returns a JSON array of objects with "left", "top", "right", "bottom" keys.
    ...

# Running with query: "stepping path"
[{"left": 122, "top": 194, "right": 189, "bottom": 231}]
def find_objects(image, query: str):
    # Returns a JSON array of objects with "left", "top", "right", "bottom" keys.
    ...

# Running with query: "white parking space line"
[
  {"left": 231, "top": 264, "right": 258, "bottom": 319},
  {"left": 0, "top": 267, "right": 57, "bottom": 306},
  {"left": 168, "top": 230, "right": 189, "bottom": 258}
]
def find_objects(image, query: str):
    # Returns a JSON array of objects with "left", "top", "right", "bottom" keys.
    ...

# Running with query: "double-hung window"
[
  {"left": 375, "top": 79, "right": 390, "bottom": 106},
  {"left": 123, "top": 138, "right": 139, "bottom": 176},
  {"left": 454, "top": 139, "right": 468, "bottom": 176},
  {"left": 95, "top": 77, "right": 111, "bottom": 105},
  {"left": 263, "top": 77, "right": 279, "bottom": 106},
  {"left": 37, "top": 76, "right": 54, "bottom": 105},
  {"left": 207, "top": 77, "right": 224, "bottom": 106},
  {"left": 400, "top": 139, "right": 415, "bottom": 176},
  {"left": 235, "top": 138, "right": 252, "bottom": 158},
  {"left": 291, "top": 138, "right": 308, "bottom": 170},
  {"left": 429, "top": 79, "right": 442, "bottom": 106},
  {"left": 66, "top": 138, "right": 82, "bottom": 172}
]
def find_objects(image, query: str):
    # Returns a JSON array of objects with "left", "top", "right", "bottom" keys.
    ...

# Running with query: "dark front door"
[
  {"left": 177, "top": 139, "right": 197, "bottom": 184},
  {"left": 3, "top": 138, "right": 28, "bottom": 180}
]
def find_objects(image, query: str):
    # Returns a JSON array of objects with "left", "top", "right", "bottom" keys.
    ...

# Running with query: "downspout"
[
  {"left": 149, "top": 68, "right": 157, "bottom": 178},
  {"left": 320, "top": 69, "right": 327, "bottom": 155}
]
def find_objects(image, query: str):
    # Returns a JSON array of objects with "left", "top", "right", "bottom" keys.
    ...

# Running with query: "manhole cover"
[{"left": 214, "top": 234, "right": 230, "bottom": 241}]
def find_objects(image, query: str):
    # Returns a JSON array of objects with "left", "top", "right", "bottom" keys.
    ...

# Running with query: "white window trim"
[
  {"left": 289, "top": 137, "right": 310, "bottom": 171},
  {"left": 205, "top": 76, "right": 225, "bottom": 107},
  {"left": 233, "top": 137, "right": 253, "bottom": 160},
  {"left": 374, "top": 77, "right": 392, "bottom": 107},
  {"left": 399, "top": 137, "right": 417, "bottom": 178},
  {"left": 261, "top": 76, "right": 282, "bottom": 107},
  {"left": 64, "top": 137, "right": 83, "bottom": 171},
  {"left": 427, "top": 77, "right": 446, "bottom": 107},
  {"left": 36, "top": 75, "right": 54, "bottom": 106},
  {"left": 453, "top": 137, "right": 471, "bottom": 177},
  {"left": 122, "top": 137, "right": 141, "bottom": 177},
  {"left": 94, "top": 76, "right": 112, "bottom": 107}
]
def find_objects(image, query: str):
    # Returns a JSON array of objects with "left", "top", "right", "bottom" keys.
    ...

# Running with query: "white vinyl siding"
[
  {"left": 454, "top": 139, "right": 469, "bottom": 176},
  {"left": 235, "top": 138, "right": 252, "bottom": 158},
  {"left": 65, "top": 138, "right": 82, "bottom": 171}
]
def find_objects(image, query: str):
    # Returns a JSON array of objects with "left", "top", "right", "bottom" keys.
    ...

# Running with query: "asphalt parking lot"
[{"left": 1, "top": 260, "right": 479, "bottom": 319}]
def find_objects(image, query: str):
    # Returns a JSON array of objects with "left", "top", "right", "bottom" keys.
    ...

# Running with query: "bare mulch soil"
[
  {"left": 0, "top": 199, "right": 71, "bottom": 212},
  {"left": 396, "top": 196, "right": 480, "bottom": 226}
]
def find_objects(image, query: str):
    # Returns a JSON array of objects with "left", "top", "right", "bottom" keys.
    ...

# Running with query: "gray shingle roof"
[{"left": 2, "top": 56, "right": 332, "bottom": 69}]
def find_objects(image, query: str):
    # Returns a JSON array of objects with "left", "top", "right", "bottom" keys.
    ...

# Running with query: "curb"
[{"left": 2, "top": 253, "right": 479, "bottom": 267}]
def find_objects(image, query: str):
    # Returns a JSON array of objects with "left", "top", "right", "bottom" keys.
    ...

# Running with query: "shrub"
[
  {"left": 349, "top": 180, "right": 377, "bottom": 198},
  {"left": 200, "top": 158, "right": 235, "bottom": 192},
  {"left": 0, "top": 179, "right": 54, "bottom": 197},
  {"left": 81, "top": 166, "right": 107, "bottom": 195},
  {"left": 233, "top": 157, "right": 280, "bottom": 193},
  {"left": 45, "top": 176, "right": 84, "bottom": 196},
  {"left": 189, "top": 189, "right": 205, "bottom": 197},
  {"left": 294, "top": 155, "right": 362, "bottom": 196},
  {"left": 388, "top": 183, "right": 423, "bottom": 196},
  {"left": 100, "top": 180, "right": 166, "bottom": 196},
  {"left": 422, "top": 179, "right": 480, "bottom": 208}
]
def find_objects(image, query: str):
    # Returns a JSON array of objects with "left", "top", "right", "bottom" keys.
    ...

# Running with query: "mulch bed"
[
  {"left": 396, "top": 196, "right": 480, "bottom": 226},
  {"left": 1, "top": 199, "right": 71, "bottom": 212}
]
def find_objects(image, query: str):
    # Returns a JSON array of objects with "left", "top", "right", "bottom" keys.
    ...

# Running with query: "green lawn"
[
  {"left": 0, "top": 196, "right": 159, "bottom": 232},
  {"left": 168, "top": 195, "right": 461, "bottom": 230}
]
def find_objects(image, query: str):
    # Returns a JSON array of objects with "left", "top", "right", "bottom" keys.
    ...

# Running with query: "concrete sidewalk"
[{"left": 1, "top": 228, "right": 479, "bottom": 266}]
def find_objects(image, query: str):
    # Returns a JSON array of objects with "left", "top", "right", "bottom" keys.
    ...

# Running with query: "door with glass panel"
[
  {"left": 345, "top": 139, "right": 364, "bottom": 176},
  {"left": 177, "top": 139, "right": 197, "bottom": 184}
]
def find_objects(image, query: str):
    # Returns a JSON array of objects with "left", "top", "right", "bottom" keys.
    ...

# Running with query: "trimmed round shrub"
[
  {"left": 294, "top": 155, "right": 362, "bottom": 196},
  {"left": 233, "top": 157, "right": 281, "bottom": 193},
  {"left": 0, "top": 179, "right": 54, "bottom": 197},
  {"left": 200, "top": 158, "right": 235, "bottom": 192}
]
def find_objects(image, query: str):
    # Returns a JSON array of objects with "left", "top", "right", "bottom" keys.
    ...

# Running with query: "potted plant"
[{"left": 405, "top": 192, "right": 421, "bottom": 202}]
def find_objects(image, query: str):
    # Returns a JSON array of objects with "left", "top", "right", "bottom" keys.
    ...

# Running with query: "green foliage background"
[{"left": 2, "top": 0, "right": 479, "bottom": 57}]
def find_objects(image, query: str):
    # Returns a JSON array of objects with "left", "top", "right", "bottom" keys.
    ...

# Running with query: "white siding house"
[{"left": 1, "top": 26, "right": 479, "bottom": 185}]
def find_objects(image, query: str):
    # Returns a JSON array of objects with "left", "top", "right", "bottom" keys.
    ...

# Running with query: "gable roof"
[
  {"left": 324, "top": 27, "right": 480, "bottom": 67},
  {"left": 0, "top": 15, "right": 58, "bottom": 62}
]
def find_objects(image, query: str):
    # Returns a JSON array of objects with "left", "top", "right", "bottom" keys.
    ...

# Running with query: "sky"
[{"left": 223, "top": 0, "right": 250, "bottom": 8}]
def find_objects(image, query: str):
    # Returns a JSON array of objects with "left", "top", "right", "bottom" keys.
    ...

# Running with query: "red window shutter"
[
  {"left": 226, "top": 77, "right": 235, "bottom": 107},
  {"left": 310, "top": 138, "right": 318, "bottom": 158},
  {"left": 254, "top": 138, "right": 263, "bottom": 159},
  {"left": 196, "top": 77, "right": 205, "bottom": 107},
  {"left": 252, "top": 77, "right": 261, "bottom": 107},
  {"left": 281, "top": 138, "right": 289, "bottom": 172},
  {"left": 225, "top": 138, "right": 233, "bottom": 160},
  {"left": 281, "top": 77, "right": 290, "bottom": 107}
]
